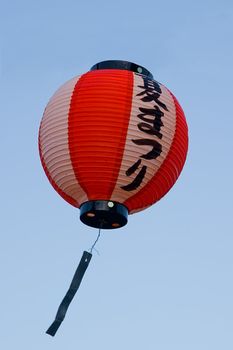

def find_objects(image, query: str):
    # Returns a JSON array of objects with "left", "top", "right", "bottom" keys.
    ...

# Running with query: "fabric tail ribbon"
[{"left": 46, "top": 251, "right": 92, "bottom": 336}]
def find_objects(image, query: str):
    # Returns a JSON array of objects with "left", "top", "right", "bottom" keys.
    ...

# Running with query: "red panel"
[
  {"left": 124, "top": 91, "right": 188, "bottom": 213},
  {"left": 68, "top": 70, "right": 133, "bottom": 201}
]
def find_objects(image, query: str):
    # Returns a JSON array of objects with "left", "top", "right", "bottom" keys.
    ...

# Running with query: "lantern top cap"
[{"left": 90, "top": 60, "right": 154, "bottom": 79}]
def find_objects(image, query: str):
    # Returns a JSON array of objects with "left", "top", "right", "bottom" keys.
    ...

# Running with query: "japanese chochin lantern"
[{"left": 39, "top": 60, "right": 188, "bottom": 229}]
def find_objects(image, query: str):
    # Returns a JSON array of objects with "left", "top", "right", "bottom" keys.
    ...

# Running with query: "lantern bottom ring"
[{"left": 80, "top": 200, "right": 128, "bottom": 229}]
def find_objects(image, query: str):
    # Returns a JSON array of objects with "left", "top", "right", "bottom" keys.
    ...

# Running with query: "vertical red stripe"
[{"left": 68, "top": 70, "right": 133, "bottom": 200}]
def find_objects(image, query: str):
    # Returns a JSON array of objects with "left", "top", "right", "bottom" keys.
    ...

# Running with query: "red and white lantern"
[{"left": 39, "top": 60, "right": 188, "bottom": 229}]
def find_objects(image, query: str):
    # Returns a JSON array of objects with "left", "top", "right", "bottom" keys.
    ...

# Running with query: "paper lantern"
[{"left": 39, "top": 60, "right": 188, "bottom": 229}]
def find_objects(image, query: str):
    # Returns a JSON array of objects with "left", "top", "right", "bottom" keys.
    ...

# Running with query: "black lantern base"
[{"left": 80, "top": 200, "right": 128, "bottom": 229}]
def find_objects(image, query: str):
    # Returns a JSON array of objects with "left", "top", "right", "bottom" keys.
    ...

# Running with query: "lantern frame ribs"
[{"left": 39, "top": 60, "right": 188, "bottom": 228}]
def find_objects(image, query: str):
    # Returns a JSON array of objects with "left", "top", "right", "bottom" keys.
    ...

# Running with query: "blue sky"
[{"left": 1, "top": 0, "right": 233, "bottom": 349}]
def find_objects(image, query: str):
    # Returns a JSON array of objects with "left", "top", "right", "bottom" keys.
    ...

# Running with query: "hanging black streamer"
[{"left": 46, "top": 251, "right": 92, "bottom": 336}]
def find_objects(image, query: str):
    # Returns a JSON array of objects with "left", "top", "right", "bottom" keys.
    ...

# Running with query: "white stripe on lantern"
[
  {"left": 39, "top": 76, "right": 89, "bottom": 206},
  {"left": 110, "top": 74, "right": 177, "bottom": 205}
]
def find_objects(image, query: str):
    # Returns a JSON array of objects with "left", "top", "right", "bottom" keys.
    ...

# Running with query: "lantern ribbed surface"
[{"left": 39, "top": 65, "right": 188, "bottom": 215}]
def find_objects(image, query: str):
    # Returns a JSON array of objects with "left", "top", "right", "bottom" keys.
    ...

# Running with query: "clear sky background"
[{"left": 1, "top": 0, "right": 233, "bottom": 349}]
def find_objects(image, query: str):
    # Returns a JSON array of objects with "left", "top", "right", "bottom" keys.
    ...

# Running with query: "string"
[{"left": 90, "top": 228, "right": 101, "bottom": 254}]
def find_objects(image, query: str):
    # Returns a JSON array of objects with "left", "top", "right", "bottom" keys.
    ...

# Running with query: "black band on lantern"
[
  {"left": 80, "top": 200, "right": 128, "bottom": 229},
  {"left": 90, "top": 60, "right": 154, "bottom": 79}
]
